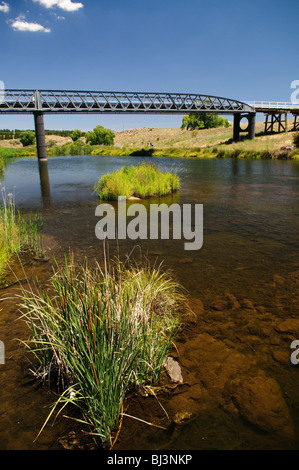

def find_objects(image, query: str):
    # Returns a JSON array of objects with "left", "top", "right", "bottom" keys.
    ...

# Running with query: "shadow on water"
[{"left": 0, "top": 155, "right": 298, "bottom": 450}]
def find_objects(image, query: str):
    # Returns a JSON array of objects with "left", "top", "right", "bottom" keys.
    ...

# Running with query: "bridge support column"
[
  {"left": 264, "top": 112, "right": 288, "bottom": 134},
  {"left": 233, "top": 114, "right": 241, "bottom": 142},
  {"left": 233, "top": 112, "right": 256, "bottom": 142},
  {"left": 34, "top": 111, "right": 47, "bottom": 161}
]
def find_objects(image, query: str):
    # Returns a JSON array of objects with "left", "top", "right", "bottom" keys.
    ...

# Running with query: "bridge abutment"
[
  {"left": 233, "top": 112, "right": 256, "bottom": 142},
  {"left": 34, "top": 111, "right": 47, "bottom": 161}
]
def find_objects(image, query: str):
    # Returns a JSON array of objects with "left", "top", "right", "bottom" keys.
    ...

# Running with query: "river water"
[{"left": 0, "top": 155, "right": 298, "bottom": 450}]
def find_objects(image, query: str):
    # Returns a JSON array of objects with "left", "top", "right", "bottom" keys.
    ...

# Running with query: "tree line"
[{"left": 0, "top": 112, "right": 230, "bottom": 147}]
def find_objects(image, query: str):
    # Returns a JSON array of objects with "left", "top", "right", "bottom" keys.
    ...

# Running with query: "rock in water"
[
  {"left": 165, "top": 357, "right": 183, "bottom": 384},
  {"left": 229, "top": 373, "right": 294, "bottom": 439}
]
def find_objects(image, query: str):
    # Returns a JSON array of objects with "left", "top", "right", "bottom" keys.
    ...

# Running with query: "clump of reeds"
[
  {"left": 19, "top": 254, "right": 183, "bottom": 445},
  {"left": 0, "top": 187, "right": 44, "bottom": 276},
  {"left": 94, "top": 162, "right": 180, "bottom": 200}
]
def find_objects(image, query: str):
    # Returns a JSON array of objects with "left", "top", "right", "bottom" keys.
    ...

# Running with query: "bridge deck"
[{"left": 246, "top": 101, "right": 299, "bottom": 114}]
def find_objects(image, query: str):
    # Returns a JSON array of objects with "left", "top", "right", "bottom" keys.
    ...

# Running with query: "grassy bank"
[
  {"left": 1, "top": 124, "right": 299, "bottom": 160},
  {"left": 95, "top": 162, "right": 180, "bottom": 200},
  {"left": 20, "top": 255, "right": 183, "bottom": 446},
  {"left": 0, "top": 189, "right": 43, "bottom": 278},
  {"left": 0, "top": 146, "right": 36, "bottom": 158},
  {"left": 91, "top": 143, "right": 299, "bottom": 160}
]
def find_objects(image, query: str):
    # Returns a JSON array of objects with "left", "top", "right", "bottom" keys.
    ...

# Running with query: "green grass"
[
  {"left": 47, "top": 141, "right": 94, "bottom": 157},
  {"left": 94, "top": 162, "right": 180, "bottom": 200},
  {"left": 0, "top": 188, "right": 44, "bottom": 278},
  {"left": 19, "top": 254, "right": 183, "bottom": 446},
  {"left": 0, "top": 155, "right": 5, "bottom": 173},
  {"left": 0, "top": 146, "right": 36, "bottom": 158}
]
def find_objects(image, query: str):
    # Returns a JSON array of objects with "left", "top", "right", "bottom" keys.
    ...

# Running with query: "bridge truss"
[
  {"left": 0, "top": 89, "right": 256, "bottom": 160},
  {"left": 0, "top": 89, "right": 254, "bottom": 114}
]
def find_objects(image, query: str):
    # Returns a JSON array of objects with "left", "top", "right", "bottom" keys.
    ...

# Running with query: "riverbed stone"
[
  {"left": 164, "top": 357, "right": 183, "bottom": 384},
  {"left": 275, "top": 319, "right": 299, "bottom": 337},
  {"left": 191, "top": 298, "right": 205, "bottom": 316},
  {"left": 210, "top": 299, "right": 228, "bottom": 311},
  {"left": 228, "top": 373, "right": 294, "bottom": 439},
  {"left": 242, "top": 298, "right": 256, "bottom": 311},
  {"left": 176, "top": 331, "right": 296, "bottom": 440},
  {"left": 225, "top": 293, "right": 241, "bottom": 309},
  {"left": 272, "top": 350, "right": 291, "bottom": 365}
]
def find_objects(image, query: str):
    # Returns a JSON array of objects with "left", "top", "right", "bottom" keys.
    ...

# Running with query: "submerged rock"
[
  {"left": 275, "top": 319, "right": 299, "bottom": 337},
  {"left": 177, "top": 332, "right": 295, "bottom": 440},
  {"left": 242, "top": 298, "right": 256, "bottom": 311},
  {"left": 164, "top": 357, "right": 183, "bottom": 384},
  {"left": 173, "top": 411, "right": 192, "bottom": 425},
  {"left": 225, "top": 292, "right": 241, "bottom": 309},
  {"left": 229, "top": 373, "right": 294, "bottom": 439},
  {"left": 210, "top": 300, "right": 228, "bottom": 311}
]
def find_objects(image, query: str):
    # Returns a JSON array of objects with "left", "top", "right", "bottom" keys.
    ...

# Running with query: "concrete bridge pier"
[
  {"left": 233, "top": 112, "right": 256, "bottom": 142},
  {"left": 34, "top": 111, "right": 47, "bottom": 161}
]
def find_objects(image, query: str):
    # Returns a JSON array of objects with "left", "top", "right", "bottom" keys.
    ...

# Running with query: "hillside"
[{"left": 0, "top": 120, "right": 298, "bottom": 159}]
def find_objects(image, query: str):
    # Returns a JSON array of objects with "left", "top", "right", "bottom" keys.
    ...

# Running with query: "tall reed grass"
[
  {"left": 19, "top": 254, "right": 183, "bottom": 445},
  {"left": 0, "top": 155, "right": 5, "bottom": 173},
  {"left": 0, "top": 187, "right": 44, "bottom": 277},
  {"left": 94, "top": 162, "right": 180, "bottom": 200}
]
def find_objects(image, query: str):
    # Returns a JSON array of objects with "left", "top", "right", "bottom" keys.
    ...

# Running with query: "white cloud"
[
  {"left": 11, "top": 17, "right": 51, "bottom": 32},
  {"left": 0, "top": 2, "right": 9, "bottom": 13},
  {"left": 33, "top": 0, "right": 83, "bottom": 12}
]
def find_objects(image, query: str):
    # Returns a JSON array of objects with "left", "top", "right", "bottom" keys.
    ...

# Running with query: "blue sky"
[{"left": 0, "top": 0, "right": 298, "bottom": 131}]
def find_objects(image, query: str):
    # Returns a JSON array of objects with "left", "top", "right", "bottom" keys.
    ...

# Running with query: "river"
[{"left": 0, "top": 155, "right": 298, "bottom": 450}]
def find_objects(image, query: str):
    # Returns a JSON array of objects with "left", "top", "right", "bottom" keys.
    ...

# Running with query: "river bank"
[{"left": 1, "top": 121, "right": 299, "bottom": 160}]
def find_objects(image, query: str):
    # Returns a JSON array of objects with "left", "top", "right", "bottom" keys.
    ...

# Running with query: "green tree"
[
  {"left": 85, "top": 125, "right": 115, "bottom": 146},
  {"left": 71, "top": 129, "right": 82, "bottom": 142},
  {"left": 85, "top": 131, "right": 97, "bottom": 146},
  {"left": 181, "top": 113, "right": 230, "bottom": 130},
  {"left": 20, "top": 130, "right": 35, "bottom": 147}
]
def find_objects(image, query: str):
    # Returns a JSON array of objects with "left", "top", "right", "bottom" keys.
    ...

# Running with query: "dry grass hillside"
[{"left": 113, "top": 120, "right": 297, "bottom": 152}]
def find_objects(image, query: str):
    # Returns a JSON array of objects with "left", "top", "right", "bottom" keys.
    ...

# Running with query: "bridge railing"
[{"left": 246, "top": 101, "right": 299, "bottom": 111}]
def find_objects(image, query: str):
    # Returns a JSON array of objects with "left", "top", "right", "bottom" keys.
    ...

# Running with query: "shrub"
[
  {"left": 181, "top": 113, "right": 230, "bottom": 130},
  {"left": 71, "top": 129, "right": 82, "bottom": 142},
  {"left": 86, "top": 125, "right": 115, "bottom": 146},
  {"left": 20, "top": 130, "right": 35, "bottom": 147}
]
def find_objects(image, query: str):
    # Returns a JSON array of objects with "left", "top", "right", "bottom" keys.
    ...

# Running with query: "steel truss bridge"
[
  {"left": 1, "top": 89, "right": 253, "bottom": 115},
  {"left": 1, "top": 89, "right": 298, "bottom": 160},
  {"left": 0, "top": 89, "right": 256, "bottom": 160}
]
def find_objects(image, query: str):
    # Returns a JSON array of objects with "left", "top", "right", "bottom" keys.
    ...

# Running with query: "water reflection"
[{"left": 38, "top": 159, "right": 51, "bottom": 208}]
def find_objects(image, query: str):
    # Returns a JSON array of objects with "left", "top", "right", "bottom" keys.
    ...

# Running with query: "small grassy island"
[{"left": 94, "top": 162, "right": 180, "bottom": 200}]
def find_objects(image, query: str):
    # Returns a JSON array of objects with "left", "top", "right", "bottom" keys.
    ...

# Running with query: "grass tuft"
[
  {"left": 19, "top": 253, "right": 184, "bottom": 446},
  {"left": 94, "top": 162, "right": 180, "bottom": 200},
  {"left": 0, "top": 187, "right": 44, "bottom": 277}
]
